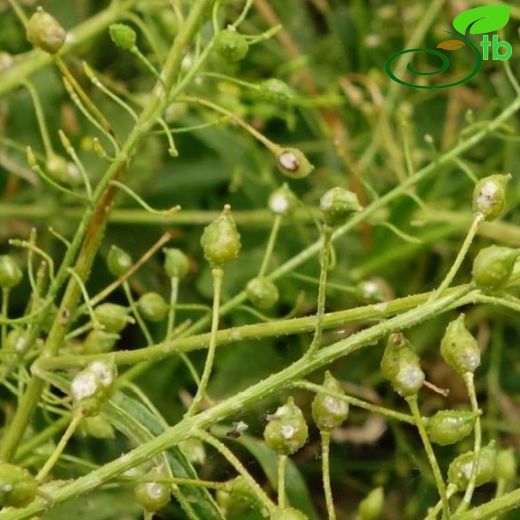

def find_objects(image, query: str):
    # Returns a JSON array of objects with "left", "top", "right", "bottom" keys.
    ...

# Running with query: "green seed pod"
[
  {"left": 200, "top": 206, "right": 241, "bottom": 267},
  {"left": 448, "top": 441, "right": 497, "bottom": 490},
  {"left": 179, "top": 438, "right": 206, "bottom": 466},
  {"left": 135, "top": 479, "right": 170, "bottom": 512},
  {"left": 473, "top": 174, "right": 510, "bottom": 221},
  {"left": 356, "top": 278, "right": 394, "bottom": 304},
  {"left": 276, "top": 148, "right": 314, "bottom": 179},
  {"left": 380, "top": 333, "right": 424, "bottom": 397},
  {"left": 71, "top": 360, "right": 117, "bottom": 416},
  {"left": 94, "top": 303, "right": 130, "bottom": 333},
  {"left": 263, "top": 397, "right": 308, "bottom": 455},
  {"left": 26, "top": 7, "right": 66, "bottom": 54},
  {"left": 107, "top": 245, "right": 133, "bottom": 277},
  {"left": 217, "top": 477, "right": 261, "bottom": 517},
  {"left": 268, "top": 184, "right": 298, "bottom": 216},
  {"left": 472, "top": 245, "right": 518, "bottom": 291},
  {"left": 495, "top": 448, "right": 517, "bottom": 482},
  {"left": 4, "top": 328, "right": 29, "bottom": 354},
  {"left": 426, "top": 410, "right": 476, "bottom": 446},
  {"left": 259, "top": 78, "right": 294, "bottom": 104},
  {"left": 311, "top": 371, "right": 349, "bottom": 431},
  {"left": 216, "top": 28, "right": 249, "bottom": 62},
  {"left": 81, "top": 415, "right": 115, "bottom": 440},
  {"left": 359, "top": 487, "right": 384, "bottom": 520},
  {"left": 0, "top": 463, "right": 38, "bottom": 508},
  {"left": 109, "top": 23, "right": 137, "bottom": 51},
  {"left": 137, "top": 292, "right": 169, "bottom": 322},
  {"left": 246, "top": 277, "right": 279, "bottom": 310},
  {"left": 440, "top": 314, "right": 480, "bottom": 375},
  {"left": 164, "top": 248, "right": 190, "bottom": 280},
  {"left": 82, "top": 329, "right": 119, "bottom": 355},
  {"left": 0, "top": 255, "right": 23, "bottom": 289},
  {"left": 46, "top": 155, "right": 82, "bottom": 186},
  {"left": 271, "top": 507, "right": 309, "bottom": 520},
  {"left": 320, "top": 187, "right": 362, "bottom": 227}
]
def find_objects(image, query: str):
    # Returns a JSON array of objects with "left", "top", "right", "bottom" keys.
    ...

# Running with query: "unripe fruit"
[
  {"left": 359, "top": 487, "right": 384, "bottom": 520},
  {"left": 0, "top": 255, "right": 23, "bottom": 289},
  {"left": 356, "top": 278, "right": 394, "bottom": 303},
  {"left": 269, "top": 185, "right": 298, "bottom": 215},
  {"left": 135, "top": 480, "right": 170, "bottom": 512},
  {"left": 271, "top": 507, "right": 309, "bottom": 520},
  {"left": 495, "top": 448, "right": 517, "bottom": 481},
  {"left": 137, "top": 292, "right": 169, "bottom": 322},
  {"left": 426, "top": 410, "right": 476, "bottom": 446},
  {"left": 276, "top": 148, "right": 314, "bottom": 179},
  {"left": 320, "top": 187, "right": 362, "bottom": 227},
  {"left": 179, "top": 438, "right": 206, "bottom": 466},
  {"left": 109, "top": 23, "right": 137, "bottom": 51},
  {"left": 448, "top": 441, "right": 497, "bottom": 490},
  {"left": 0, "top": 463, "right": 38, "bottom": 508},
  {"left": 216, "top": 28, "right": 249, "bottom": 62},
  {"left": 473, "top": 174, "right": 509, "bottom": 221},
  {"left": 259, "top": 78, "right": 294, "bottom": 104},
  {"left": 81, "top": 415, "right": 115, "bottom": 439},
  {"left": 246, "top": 277, "right": 279, "bottom": 310},
  {"left": 107, "top": 245, "right": 133, "bottom": 277},
  {"left": 26, "top": 8, "right": 66, "bottom": 54},
  {"left": 380, "top": 333, "right": 424, "bottom": 397},
  {"left": 200, "top": 206, "right": 241, "bottom": 267},
  {"left": 263, "top": 397, "right": 308, "bottom": 455},
  {"left": 46, "top": 155, "right": 81, "bottom": 186},
  {"left": 311, "top": 371, "right": 349, "bottom": 431},
  {"left": 164, "top": 248, "right": 190, "bottom": 279},
  {"left": 440, "top": 314, "right": 480, "bottom": 375},
  {"left": 82, "top": 329, "right": 119, "bottom": 355},
  {"left": 472, "top": 245, "right": 518, "bottom": 291},
  {"left": 94, "top": 303, "right": 130, "bottom": 333}
]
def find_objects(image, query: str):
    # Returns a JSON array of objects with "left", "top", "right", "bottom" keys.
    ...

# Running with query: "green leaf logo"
[{"left": 453, "top": 5, "right": 511, "bottom": 35}]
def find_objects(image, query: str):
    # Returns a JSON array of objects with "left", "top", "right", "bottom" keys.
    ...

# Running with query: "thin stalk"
[
  {"left": 258, "top": 214, "right": 282, "bottom": 277},
  {"left": 23, "top": 81, "right": 54, "bottom": 159},
  {"left": 321, "top": 431, "right": 336, "bottom": 520},
  {"left": 186, "top": 267, "right": 223, "bottom": 417},
  {"left": 456, "top": 372, "right": 482, "bottom": 513},
  {"left": 424, "top": 484, "right": 458, "bottom": 520},
  {"left": 277, "top": 454, "right": 287, "bottom": 508},
  {"left": 123, "top": 282, "right": 153, "bottom": 346},
  {"left": 307, "top": 226, "right": 333, "bottom": 357},
  {"left": 407, "top": 395, "right": 450, "bottom": 519},
  {"left": 166, "top": 276, "right": 179, "bottom": 341},
  {"left": 1, "top": 288, "right": 9, "bottom": 347}
]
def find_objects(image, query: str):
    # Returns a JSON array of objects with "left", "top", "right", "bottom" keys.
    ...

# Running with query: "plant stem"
[
  {"left": 321, "top": 430, "right": 336, "bottom": 520},
  {"left": 258, "top": 214, "right": 282, "bottom": 277},
  {"left": 186, "top": 267, "right": 223, "bottom": 417},
  {"left": 277, "top": 454, "right": 287, "bottom": 508},
  {"left": 456, "top": 372, "right": 482, "bottom": 513},
  {"left": 406, "top": 395, "right": 450, "bottom": 519},
  {"left": 1, "top": 288, "right": 9, "bottom": 347},
  {"left": 123, "top": 281, "right": 153, "bottom": 346},
  {"left": 166, "top": 276, "right": 179, "bottom": 340}
]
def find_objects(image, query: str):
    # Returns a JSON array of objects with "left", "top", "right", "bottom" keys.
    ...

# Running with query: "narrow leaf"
[
  {"left": 453, "top": 5, "right": 511, "bottom": 35},
  {"left": 437, "top": 39, "right": 465, "bottom": 51}
]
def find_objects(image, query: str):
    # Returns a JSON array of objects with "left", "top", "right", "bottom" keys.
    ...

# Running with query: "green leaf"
[{"left": 453, "top": 5, "right": 511, "bottom": 35}]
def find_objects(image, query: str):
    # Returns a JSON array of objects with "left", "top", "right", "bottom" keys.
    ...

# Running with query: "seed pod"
[
  {"left": 164, "top": 248, "right": 190, "bottom": 280},
  {"left": 135, "top": 479, "right": 170, "bottom": 512},
  {"left": 107, "top": 245, "right": 133, "bottom": 277},
  {"left": 137, "top": 292, "right": 169, "bottom": 322},
  {"left": 4, "top": 328, "right": 29, "bottom": 353},
  {"left": 246, "top": 277, "right": 279, "bottom": 310},
  {"left": 276, "top": 148, "right": 314, "bottom": 179},
  {"left": 94, "top": 303, "right": 130, "bottom": 333},
  {"left": 380, "top": 333, "right": 424, "bottom": 397},
  {"left": 0, "top": 463, "right": 38, "bottom": 508},
  {"left": 46, "top": 155, "right": 82, "bottom": 186},
  {"left": 426, "top": 410, "right": 476, "bottom": 446},
  {"left": 356, "top": 278, "right": 394, "bottom": 304},
  {"left": 440, "top": 314, "right": 480, "bottom": 375},
  {"left": 82, "top": 329, "right": 119, "bottom": 355},
  {"left": 259, "top": 78, "right": 294, "bottom": 104},
  {"left": 268, "top": 184, "right": 298, "bottom": 216},
  {"left": 448, "top": 441, "right": 497, "bottom": 490},
  {"left": 271, "top": 507, "right": 309, "bottom": 520},
  {"left": 495, "top": 448, "right": 517, "bottom": 481},
  {"left": 320, "top": 187, "right": 362, "bottom": 227},
  {"left": 359, "top": 487, "right": 384, "bottom": 520},
  {"left": 473, "top": 174, "right": 509, "bottom": 221},
  {"left": 472, "top": 245, "right": 518, "bottom": 291},
  {"left": 311, "top": 371, "right": 349, "bottom": 431},
  {"left": 26, "top": 7, "right": 66, "bottom": 54},
  {"left": 109, "top": 23, "right": 137, "bottom": 51},
  {"left": 216, "top": 28, "right": 249, "bottom": 62},
  {"left": 216, "top": 477, "right": 261, "bottom": 517},
  {"left": 200, "top": 206, "right": 241, "bottom": 267},
  {"left": 71, "top": 360, "right": 117, "bottom": 416},
  {"left": 81, "top": 415, "right": 115, "bottom": 440},
  {"left": 179, "top": 438, "right": 206, "bottom": 466},
  {"left": 263, "top": 397, "right": 308, "bottom": 455},
  {"left": 0, "top": 255, "right": 23, "bottom": 289}
]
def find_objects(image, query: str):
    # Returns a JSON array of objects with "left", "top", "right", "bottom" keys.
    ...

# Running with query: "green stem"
[
  {"left": 258, "top": 214, "right": 282, "bottom": 277},
  {"left": 450, "top": 488, "right": 520, "bottom": 520},
  {"left": 321, "top": 431, "right": 336, "bottom": 520},
  {"left": 166, "top": 276, "right": 179, "bottom": 341},
  {"left": 406, "top": 395, "right": 450, "bottom": 519},
  {"left": 123, "top": 281, "right": 153, "bottom": 346},
  {"left": 1, "top": 288, "right": 9, "bottom": 347},
  {"left": 277, "top": 454, "right": 287, "bottom": 508},
  {"left": 23, "top": 81, "right": 54, "bottom": 159},
  {"left": 186, "top": 267, "right": 223, "bottom": 417}
]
